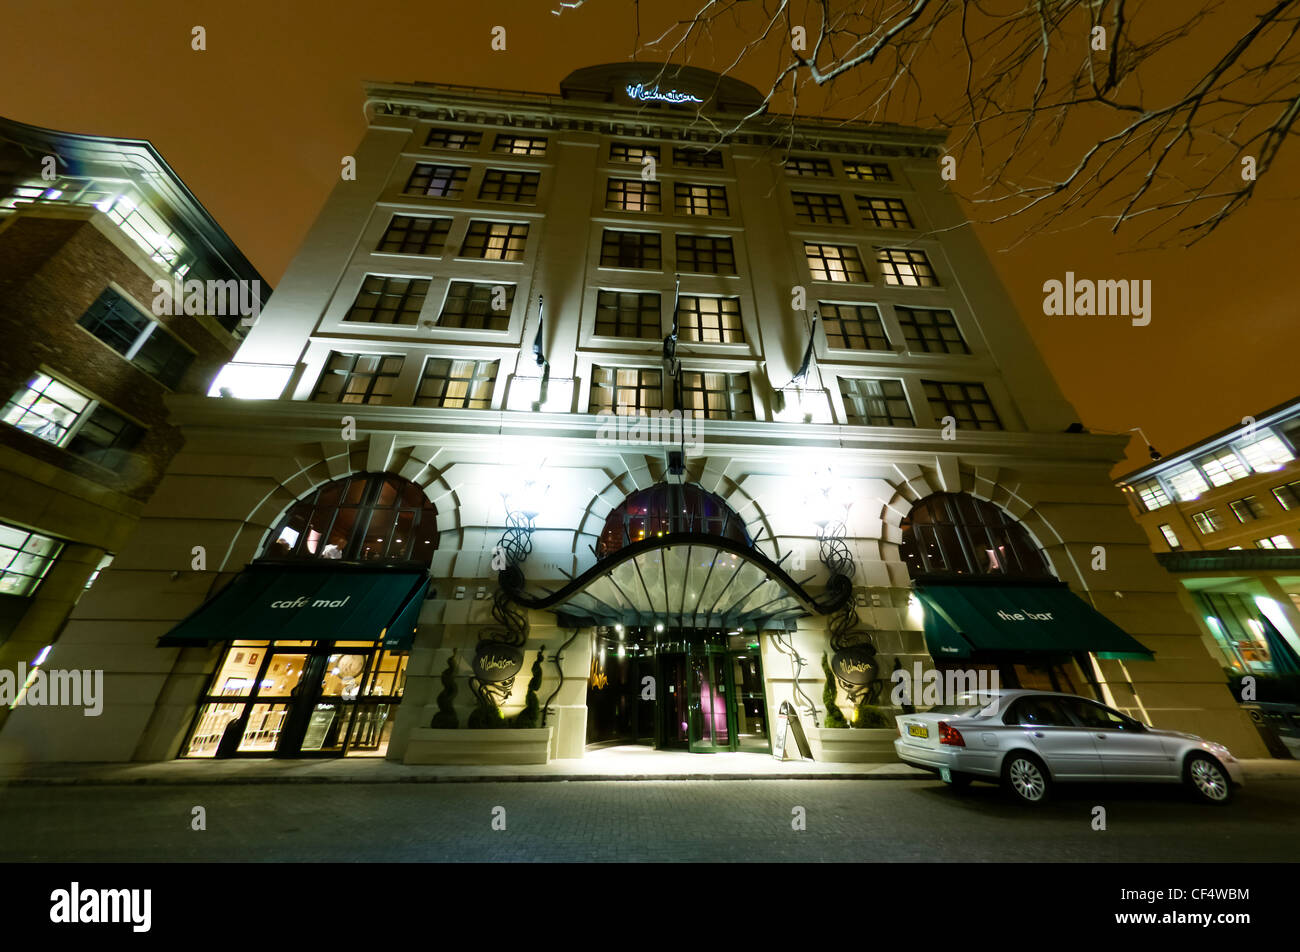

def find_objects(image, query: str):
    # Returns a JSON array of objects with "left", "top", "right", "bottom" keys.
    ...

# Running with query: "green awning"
[
  {"left": 159, "top": 564, "right": 429, "bottom": 649},
  {"left": 916, "top": 582, "right": 1153, "bottom": 661}
]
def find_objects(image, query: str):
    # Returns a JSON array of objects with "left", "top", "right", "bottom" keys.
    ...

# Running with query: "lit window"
[
  {"left": 1229, "top": 496, "right": 1267, "bottom": 522},
  {"left": 1198, "top": 449, "right": 1249, "bottom": 486},
  {"left": 590, "top": 366, "right": 663, "bottom": 415},
  {"left": 855, "top": 196, "right": 913, "bottom": 228},
  {"left": 1168, "top": 468, "right": 1209, "bottom": 502},
  {"left": 679, "top": 372, "right": 754, "bottom": 420},
  {"left": 416, "top": 359, "right": 498, "bottom": 409},
  {"left": 610, "top": 142, "right": 660, "bottom": 164},
  {"left": 344, "top": 276, "right": 430, "bottom": 325},
  {"left": 839, "top": 379, "right": 914, "bottom": 427},
  {"left": 459, "top": 221, "right": 529, "bottom": 260},
  {"left": 674, "top": 183, "right": 728, "bottom": 216},
  {"left": 676, "top": 296, "right": 744, "bottom": 343},
  {"left": 493, "top": 134, "right": 547, "bottom": 156},
  {"left": 805, "top": 243, "right": 866, "bottom": 282},
  {"left": 1133, "top": 479, "right": 1170, "bottom": 511},
  {"left": 1256, "top": 535, "right": 1293, "bottom": 549},
  {"left": 877, "top": 248, "right": 938, "bottom": 287},
  {"left": 0, "top": 522, "right": 63, "bottom": 597},
  {"left": 606, "top": 179, "right": 661, "bottom": 213},
  {"left": 1238, "top": 435, "right": 1293, "bottom": 472},
  {"left": 842, "top": 160, "right": 892, "bottom": 181},
  {"left": 1158, "top": 524, "right": 1181, "bottom": 549},
  {"left": 313, "top": 353, "right": 404, "bottom": 405},
  {"left": 1, "top": 372, "right": 144, "bottom": 467}
]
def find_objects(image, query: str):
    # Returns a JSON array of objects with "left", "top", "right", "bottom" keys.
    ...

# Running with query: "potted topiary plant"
[
  {"left": 821, "top": 652, "right": 848, "bottom": 728},
  {"left": 430, "top": 651, "right": 459, "bottom": 729},
  {"left": 512, "top": 645, "right": 544, "bottom": 729}
]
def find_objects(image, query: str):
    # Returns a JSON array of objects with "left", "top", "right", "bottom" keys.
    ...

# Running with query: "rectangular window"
[
  {"left": 855, "top": 195, "right": 913, "bottom": 228},
  {"left": 1239, "top": 435, "right": 1294, "bottom": 472},
  {"left": 493, "top": 134, "right": 547, "bottom": 156},
  {"left": 674, "top": 183, "right": 729, "bottom": 216},
  {"left": 425, "top": 128, "right": 482, "bottom": 150},
  {"left": 1256, "top": 535, "right": 1293, "bottom": 549},
  {"left": 679, "top": 372, "right": 754, "bottom": 420},
  {"left": 895, "top": 306, "right": 970, "bottom": 354},
  {"left": 416, "top": 358, "right": 498, "bottom": 409},
  {"left": 842, "top": 160, "right": 892, "bottom": 181},
  {"left": 839, "top": 378, "right": 914, "bottom": 427},
  {"left": 78, "top": 287, "right": 194, "bottom": 388},
  {"left": 610, "top": 142, "right": 660, "bottom": 164},
  {"left": 877, "top": 248, "right": 939, "bottom": 287},
  {"left": 1159, "top": 524, "right": 1181, "bottom": 549},
  {"left": 313, "top": 353, "right": 404, "bottom": 405},
  {"left": 377, "top": 215, "right": 452, "bottom": 255},
  {"left": 403, "top": 164, "right": 468, "bottom": 198},
  {"left": 1198, "top": 449, "right": 1249, "bottom": 487},
  {"left": 590, "top": 366, "right": 663, "bottom": 416},
  {"left": 805, "top": 243, "right": 867, "bottom": 282},
  {"left": 0, "top": 522, "right": 63, "bottom": 597},
  {"left": 820, "top": 302, "right": 889, "bottom": 351},
  {"left": 594, "top": 291, "right": 661, "bottom": 339},
  {"left": 1, "top": 372, "right": 143, "bottom": 464},
  {"left": 1229, "top": 496, "right": 1266, "bottom": 522},
  {"left": 923, "top": 380, "right": 1002, "bottom": 431},
  {"left": 344, "top": 276, "right": 430, "bottom": 325},
  {"left": 1272, "top": 480, "right": 1300, "bottom": 511},
  {"left": 477, "top": 169, "right": 540, "bottom": 203},
  {"left": 606, "top": 179, "right": 662, "bottom": 213},
  {"left": 600, "top": 230, "right": 662, "bottom": 269},
  {"left": 784, "top": 157, "right": 833, "bottom": 177},
  {"left": 676, "top": 296, "right": 744, "bottom": 344},
  {"left": 438, "top": 281, "right": 515, "bottom": 330},
  {"left": 675, "top": 234, "right": 736, "bottom": 274},
  {"left": 673, "top": 146, "right": 724, "bottom": 169},
  {"left": 459, "top": 221, "right": 529, "bottom": 260},
  {"left": 1191, "top": 510, "right": 1223, "bottom": 534},
  {"left": 791, "top": 191, "right": 848, "bottom": 224},
  {"left": 1133, "top": 478, "right": 1171, "bottom": 511},
  {"left": 1168, "top": 468, "right": 1209, "bottom": 502}
]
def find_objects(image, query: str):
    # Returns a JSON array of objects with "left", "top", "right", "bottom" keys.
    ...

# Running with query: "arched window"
[
  {"left": 900, "top": 492, "right": 1051, "bottom": 580},
  {"left": 597, "top": 483, "right": 750, "bottom": 558},
  {"left": 260, "top": 473, "right": 439, "bottom": 565}
]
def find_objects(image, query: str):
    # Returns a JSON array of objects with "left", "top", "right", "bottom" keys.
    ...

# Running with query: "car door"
[
  {"left": 1059, "top": 697, "right": 1174, "bottom": 780},
  {"left": 1003, "top": 695, "right": 1104, "bottom": 780}
]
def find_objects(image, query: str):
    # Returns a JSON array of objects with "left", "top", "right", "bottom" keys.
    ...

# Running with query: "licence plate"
[{"left": 907, "top": 724, "right": 929, "bottom": 738}]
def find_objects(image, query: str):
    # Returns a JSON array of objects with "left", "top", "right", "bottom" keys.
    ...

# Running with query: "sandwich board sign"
[{"left": 773, "top": 700, "right": 813, "bottom": 761}]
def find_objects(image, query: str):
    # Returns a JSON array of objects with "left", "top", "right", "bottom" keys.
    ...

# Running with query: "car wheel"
[
  {"left": 1184, "top": 753, "right": 1233, "bottom": 804},
  {"left": 1003, "top": 752, "right": 1051, "bottom": 805}
]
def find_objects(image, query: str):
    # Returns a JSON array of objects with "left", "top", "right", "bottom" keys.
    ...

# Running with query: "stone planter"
[
  {"left": 402, "top": 727, "right": 553, "bottom": 765},
  {"left": 806, "top": 727, "right": 899, "bottom": 764}
]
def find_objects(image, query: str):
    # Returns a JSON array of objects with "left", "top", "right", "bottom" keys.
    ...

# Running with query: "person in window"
[{"left": 320, "top": 543, "right": 343, "bottom": 559}]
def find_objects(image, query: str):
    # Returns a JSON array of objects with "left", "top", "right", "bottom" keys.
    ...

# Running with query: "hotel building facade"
[
  {"left": 0, "top": 66, "right": 1266, "bottom": 764},
  {"left": 1116, "top": 397, "right": 1300, "bottom": 681},
  {"left": 0, "top": 117, "right": 267, "bottom": 737}
]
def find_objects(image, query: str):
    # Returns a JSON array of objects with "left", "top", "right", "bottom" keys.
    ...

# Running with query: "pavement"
[{"left": 1, "top": 744, "right": 1298, "bottom": 785}]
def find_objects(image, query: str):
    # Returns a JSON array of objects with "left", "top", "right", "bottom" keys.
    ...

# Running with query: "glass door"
[{"left": 687, "top": 644, "right": 734, "bottom": 752}]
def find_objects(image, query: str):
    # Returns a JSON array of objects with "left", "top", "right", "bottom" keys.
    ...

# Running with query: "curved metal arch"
[{"left": 500, "top": 531, "right": 854, "bottom": 630}]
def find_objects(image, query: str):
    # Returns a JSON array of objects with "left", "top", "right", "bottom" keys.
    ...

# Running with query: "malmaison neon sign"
[{"left": 625, "top": 82, "right": 703, "bottom": 104}]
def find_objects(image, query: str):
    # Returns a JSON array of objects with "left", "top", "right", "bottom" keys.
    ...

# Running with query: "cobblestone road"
[{"left": 3, "top": 779, "right": 1298, "bottom": 862}]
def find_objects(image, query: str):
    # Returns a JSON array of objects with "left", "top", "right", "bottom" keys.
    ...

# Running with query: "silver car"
[{"left": 893, "top": 689, "right": 1245, "bottom": 805}]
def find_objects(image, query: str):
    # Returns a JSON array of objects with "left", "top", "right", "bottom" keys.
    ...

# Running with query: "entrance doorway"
[
  {"left": 184, "top": 640, "right": 408, "bottom": 758},
  {"left": 586, "top": 627, "right": 768, "bottom": 753}
]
